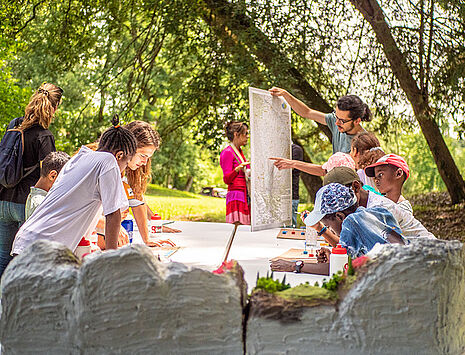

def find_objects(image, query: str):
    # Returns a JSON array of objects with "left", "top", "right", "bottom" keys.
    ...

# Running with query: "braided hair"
[{"left": 97, "top": 115, "right": 137, "bottom": 157}]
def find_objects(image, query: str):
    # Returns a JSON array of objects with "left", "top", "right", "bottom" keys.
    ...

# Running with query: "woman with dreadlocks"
[
  {"left": 12, "top": 115, "right": 137, "bottom": 258},
  {"left": 0, "top": 83, "right": 63, "bottom": 276}
]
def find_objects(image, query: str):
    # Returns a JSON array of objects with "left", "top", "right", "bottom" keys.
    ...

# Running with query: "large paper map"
[{"left": 249, "top": 87, "right": 292, "bottom": 231}]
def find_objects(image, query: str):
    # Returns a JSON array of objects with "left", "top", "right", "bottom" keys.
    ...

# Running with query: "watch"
[{"left": 295, "top": 260, "right": 304, "bottom": 273}]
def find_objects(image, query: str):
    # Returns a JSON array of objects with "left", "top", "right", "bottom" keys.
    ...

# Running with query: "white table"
[{"left": 133, "top": 221, "right": 327, "bottom": 292}]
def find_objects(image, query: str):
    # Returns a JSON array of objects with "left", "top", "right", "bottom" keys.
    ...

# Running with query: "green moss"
[
  {"left": 254, "top": 272, "right": 291, "bottom": 293},
  {"left": 277, "top": 284, "right": 336, "bottom": 301}
]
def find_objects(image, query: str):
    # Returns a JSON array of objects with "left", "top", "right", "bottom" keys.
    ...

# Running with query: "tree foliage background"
[{"left": 0, "top": 0, "right": 464, "bottom": 198}]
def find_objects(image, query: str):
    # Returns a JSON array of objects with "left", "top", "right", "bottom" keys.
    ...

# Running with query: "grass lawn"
[
  {"left": 144, "top": 184, "right": 314, "bottom": 225},
  {"left": 144, "top": 184, "right": 226, "bottom": 222}
]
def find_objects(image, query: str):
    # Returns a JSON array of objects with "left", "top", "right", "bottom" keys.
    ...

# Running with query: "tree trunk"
[
  {"left": 184, "top": 175, "right": 194, "bottom": 192},
  {"left": 349, "top": 0, "right": 465, "bottom": 204},
  {"left": 292, "top": 130, "right": 323, "bottom": 202},
  {"left": 200, "top": 0, "right": 331, "bottom": 201},
  {"left": 200, "top": 0, "right": 333, "bottom": 141}
]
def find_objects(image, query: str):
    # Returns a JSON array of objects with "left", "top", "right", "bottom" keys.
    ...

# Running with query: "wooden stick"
[{"left": 221, "top": 223, "right": 239, "bottom": 264}]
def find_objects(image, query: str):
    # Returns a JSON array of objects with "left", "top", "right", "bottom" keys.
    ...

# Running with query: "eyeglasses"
[{"left": 333, "top": 111, "right": 353, "bottom": 124}]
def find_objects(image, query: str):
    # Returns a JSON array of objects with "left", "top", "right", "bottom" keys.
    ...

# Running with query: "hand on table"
[
  {"left": 118, "top": 228, "right": 129, "bottom": 247},
  {"left": 270, "top": 259, "right": 295, "bottom": 272},
  {"left": 162, "top": 225, "right": 181, "bottom": 233},
  {"left": 269, "top": 157, "right": 294, "bottom": 170},
  {"left": 317, "top": 248, "right": 330, "bottom": 263}
]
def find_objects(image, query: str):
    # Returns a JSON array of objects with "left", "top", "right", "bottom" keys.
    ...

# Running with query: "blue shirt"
[
  {"left": 325, "top": 113, "right": 359, "bottom": 154},
  {"left": 339, "top": 206, "right": 405, "bottom": 258}
]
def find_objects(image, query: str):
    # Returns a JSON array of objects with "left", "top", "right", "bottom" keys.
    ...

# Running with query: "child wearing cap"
[
  {"left": 322, "top": 166, "right": 435, "bottom": 241},
  {"left": 364, "top": 154, "right": 413, "bottom": 214},
  {"left": 271, "top": 183, "right": 406, "bottom": 274}
]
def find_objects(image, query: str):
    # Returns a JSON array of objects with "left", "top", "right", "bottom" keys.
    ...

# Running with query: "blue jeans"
[
  {"left": 0, "top": 201, "right": 25, "bottom": 277},
  {"left": 292, "top": 199, "right": 300, "bottom": 227}
]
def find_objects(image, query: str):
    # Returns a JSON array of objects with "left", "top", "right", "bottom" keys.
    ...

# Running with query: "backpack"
[{"left": 0, "top": 117, "right": 38, "bottom": 188}]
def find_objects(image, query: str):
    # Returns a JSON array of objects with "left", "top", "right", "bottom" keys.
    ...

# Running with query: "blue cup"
[{"left": 121, "top": 219, "right": 134, "bottom": 244}]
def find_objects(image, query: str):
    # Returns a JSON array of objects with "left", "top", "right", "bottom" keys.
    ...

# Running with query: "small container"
[
  {"left": 75, "top": 238, "right": 91, "bottom": 260},
  {"left": 121, "top": 219, "right": 134, "bottom": 244},
  {"left": 150, "top": 214, "right": 163, "bottom": 234},
  {"left": 330, "top": 244, "right": 348, "bottom": 276},
  {"left": 305, "top": 226, "right": 318, "bottom": 249}
]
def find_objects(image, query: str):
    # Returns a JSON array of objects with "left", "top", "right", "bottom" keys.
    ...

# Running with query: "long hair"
[
  {"left": 21, "top": 83, "right": 63, "bottom": 130},
  {"left": 123, "top": 120, "right": 161, "bottom": 199},
  {"left": 351, "top": 131, "right": 385, "bottom": 169}
]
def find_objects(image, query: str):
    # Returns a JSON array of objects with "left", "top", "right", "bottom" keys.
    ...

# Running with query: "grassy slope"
[{"left": 144, "top": 184, "right": 226, "bottom": 222}]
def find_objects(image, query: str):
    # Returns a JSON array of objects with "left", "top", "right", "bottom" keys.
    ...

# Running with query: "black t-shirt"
[
  {"left": 0, "top": 118, "right": 56, "bottom": 204},
  {"left": 292, "top": 144, "right": 303, "bottom": 201}
]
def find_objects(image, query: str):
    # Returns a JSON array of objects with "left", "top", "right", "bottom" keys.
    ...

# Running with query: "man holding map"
[{"left": 268, "top": 87, "right": 372, "bottom": 154}]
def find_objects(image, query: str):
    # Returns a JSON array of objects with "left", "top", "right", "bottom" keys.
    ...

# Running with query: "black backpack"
[{"left": 0, "top": 117, "right": 38, "bottom": 188}]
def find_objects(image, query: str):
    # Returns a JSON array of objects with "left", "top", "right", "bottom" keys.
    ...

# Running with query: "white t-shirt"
[
  {"left": 357, "top": 169, "right": 376, "bottom": 190},
  {"left": 397, "top": 198, "right": 414, "bottom": 215},
  {"left": 12, "top": 147, "right": 128, "bottom": 255},
  {"left": 366, "top": 191, "right": 435, "bottom": 240}
]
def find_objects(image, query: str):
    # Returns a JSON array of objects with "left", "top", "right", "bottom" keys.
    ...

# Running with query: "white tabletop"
[{"left": 133, "top": 221, "right": 327, "bottom": 292}]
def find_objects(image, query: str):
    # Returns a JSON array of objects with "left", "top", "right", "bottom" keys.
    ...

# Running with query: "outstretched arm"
[
  {"left": 270, "top": 157, "right": 326, "bottom": 176},
  {"left": 269, "top": 87, "right": 327, "bottom": 125}
]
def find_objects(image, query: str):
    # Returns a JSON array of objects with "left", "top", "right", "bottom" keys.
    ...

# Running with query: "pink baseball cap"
[
  {"left": 322, "top": 152, "right": 355, "bottom": 172},
  {"left": 364, "top": 153, "right": 410, "bottom": 179}
]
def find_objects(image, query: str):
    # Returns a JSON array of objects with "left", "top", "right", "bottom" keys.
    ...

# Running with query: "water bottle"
[
  {"left": 305, "top": 226, "right": 318, "bottom": 250},
  {"left": 121, "top": 219, "right": 134, "bottom": 244},
  {"left": 330, "top": 244, "right": 348, "bottom": 276},
  {"left": 150, "top": 214, "right": 163, "bottom": 234}
]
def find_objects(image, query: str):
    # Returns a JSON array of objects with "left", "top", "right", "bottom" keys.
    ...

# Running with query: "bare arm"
[
  {"left": 310, "top": 222, "right": 339, "bottom": 247},
  {"left": 269, "top": 87, "right": 327, "bottom": 125},
  {"left": 133, "top": 205, "right": 150, "bottom": 243},
  {"left": 105, "top": 210, "right": 121, "bottom": 250},
  {"left": 146, "top": 204, "right": 155, "bottom": 219},
  {"left": 270, "top": 259, "right": 329, "bottom": 275},
  {"left": 270, "top": 157, "right": 326, "bottom": 176}
]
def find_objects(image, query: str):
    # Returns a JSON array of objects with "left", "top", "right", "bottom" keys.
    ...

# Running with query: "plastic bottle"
[
  {"left": 75, "top": 238, "right": 91, "bottom": 260},
  {"left": 121, "top": 219, "right": 134, "bottom": 244},
  {"left": 330, "top": 244, "right": 348, "bottom": 276},
  {"left": 305, "top": 226, "right": 318, "bottom": 251},
  {"left": 150, "top": 214, "right": 163, "bottom": 234}
]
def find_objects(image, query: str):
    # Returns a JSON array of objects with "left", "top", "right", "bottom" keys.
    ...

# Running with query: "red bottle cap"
[
  {"left": 151, "top": 215, "right": 161, "bottom": 220},
  {"left": 77, "top": 238, "right": 90, "bottom": 246},
  {"left": 332, "top": 245, "right": 347, "bottom": 255}
]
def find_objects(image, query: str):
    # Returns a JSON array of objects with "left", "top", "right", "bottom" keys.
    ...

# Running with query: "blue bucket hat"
[{"left": 304, "top": 183, "right": 357, "bottom": 226}]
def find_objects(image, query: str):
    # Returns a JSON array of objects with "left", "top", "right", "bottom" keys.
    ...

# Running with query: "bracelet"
[{"left": 317, "top": 226, "right": 327, "bottom": 236}]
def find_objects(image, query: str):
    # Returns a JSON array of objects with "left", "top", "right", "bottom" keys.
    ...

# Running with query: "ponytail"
[
  {"left": 21, "top": 83, "right": 63, "bottom": 130},
  {"left": 336, "top": 95, "right": 372, "bottom": 122}
]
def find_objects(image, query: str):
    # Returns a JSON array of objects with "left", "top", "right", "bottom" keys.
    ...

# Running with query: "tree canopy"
[{"left": 0, "top": 0, "right": 464, "bottom": 200}]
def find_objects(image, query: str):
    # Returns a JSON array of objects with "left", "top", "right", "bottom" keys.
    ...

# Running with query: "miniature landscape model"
[{"left": 1, "top": 238, "right": 464, "bottom": 354}]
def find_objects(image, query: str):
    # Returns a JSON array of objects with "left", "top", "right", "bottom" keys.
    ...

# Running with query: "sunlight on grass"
[
  {"left": 144, "top": 184, "right": 311, "bottom": 223},
  {"left": 144, "top": 184, "right": 226, "bottom": 222}
]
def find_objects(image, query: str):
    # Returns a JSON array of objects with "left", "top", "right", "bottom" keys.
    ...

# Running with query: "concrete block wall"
[{"left": 1, "top": 239, "right": 464, "bottom": 354}]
